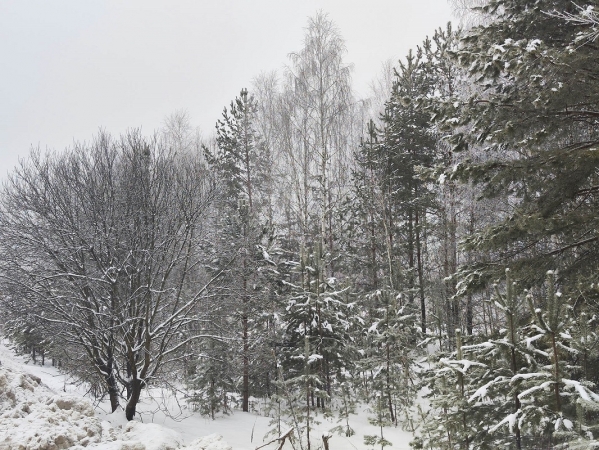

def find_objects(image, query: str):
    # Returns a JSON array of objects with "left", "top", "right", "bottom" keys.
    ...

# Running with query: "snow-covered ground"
[{"left": 0, "top": 340, "right": 414, "bottom": 449}]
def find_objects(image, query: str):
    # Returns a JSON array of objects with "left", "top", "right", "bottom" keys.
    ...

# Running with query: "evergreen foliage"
[
  {"left": 438, "top": 0, "right": 599, "bottom": 293},
  {"left": 187, "top": 338, "right": 236, "bottom": 419},
  {"left": 203, "top": 88, "right": 279, "bottom": 412},
  {"left": 278, "top": 244, "right": 358, "bottom": 410},
  {"left": 361, "top": 289, "right": 421, "bottom": 428},
  {"left": 417, "top": 269, "right": 599, "bottom": 449}
]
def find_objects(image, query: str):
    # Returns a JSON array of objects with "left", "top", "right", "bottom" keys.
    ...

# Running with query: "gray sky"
[{"left": 0, "top": 0, "right": 454, "bottom": 177}]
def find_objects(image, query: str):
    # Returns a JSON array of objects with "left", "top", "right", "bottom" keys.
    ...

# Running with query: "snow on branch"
[{"left": 545, "top": 3, "right": 599, "bottom": 43}]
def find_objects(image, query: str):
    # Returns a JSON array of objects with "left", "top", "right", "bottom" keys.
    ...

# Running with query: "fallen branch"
[
  {"left": 255, "top": 428, "right": 294, "bottom": 450},
  {"left": 323, "top": 433, "right": 332, "bottom": 450}
]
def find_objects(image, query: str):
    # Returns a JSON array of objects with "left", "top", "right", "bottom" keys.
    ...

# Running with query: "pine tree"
[
  {"left": 279, "top": 244, "right": 357, "bottom": 407},
  {"left": 461, "top": 269, "right": 532, "bottom": 449},
  {"left": 438, "top": 0, "right": 599, "bottom": 293},
  {"left": 419, "top": 269, "right": 599, "bottom": 448},
  {"left": 417, "top": 329, "right": 480, "bottom": 449},
  {"left": 515, "top": 271, "right": 599, "bottom": 447},
  {"left": 349, "top": 119, "right": 387, "bottom": 294},
  {"left": 364, "top": 392, "right": 394, "bottom": 450},
  {"left": 204, "top": 88, "right": 277, "bottom": 412},
  {"left": 330, "top": 377, "right": 357, "bottom": 438},
  {"left": 187, "top": 338, "right": 236, "bottom": 419},
  {"left": 379, "top": 47, "right": 437, "bottom": 333}
]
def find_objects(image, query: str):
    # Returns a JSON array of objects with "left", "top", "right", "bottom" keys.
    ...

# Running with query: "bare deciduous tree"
[
  {"left": 282, "top": 12, "right": 357, "bottom": 270},
  {"left": 0, "top": 130, "right": 222, "bottom": 420}
]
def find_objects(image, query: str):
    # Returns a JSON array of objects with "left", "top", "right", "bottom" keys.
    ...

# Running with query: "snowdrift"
[
  {"left": 0, "top": 365, "right": 231, "bottom": 450},
  {"left": 0, "top": 366, "right": 102, "bottom": 449}
]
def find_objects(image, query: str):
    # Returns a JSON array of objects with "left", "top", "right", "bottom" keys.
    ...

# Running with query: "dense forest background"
[{"left": 1, "top": 1, "right": 599, "bottom": 449}]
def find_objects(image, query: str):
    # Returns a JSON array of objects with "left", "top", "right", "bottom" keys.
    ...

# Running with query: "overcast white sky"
[{"left": 0, "top": 0, "right": 454, "bottom": 178}]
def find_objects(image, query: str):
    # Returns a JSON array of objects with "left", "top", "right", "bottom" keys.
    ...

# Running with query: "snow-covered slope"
[
  {"left": 0, "top": 367, "right": 104, "bottom": 449},
  {"left": 0, "top": 340, "right": 414, "bottom": 449},
  {"left": 0, "top": 362, "right": 233, "bottom": 450}
]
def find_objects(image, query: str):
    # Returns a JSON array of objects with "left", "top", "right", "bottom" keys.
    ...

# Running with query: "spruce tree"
[
  {"left": 276, "top": 243, "right": 359, "bottom": 449},
  {"left": 362, "top": 289, "right": 421, "bottom": 428}
]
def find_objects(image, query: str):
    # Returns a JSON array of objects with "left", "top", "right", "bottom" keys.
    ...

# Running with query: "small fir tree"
[
  {"left": 364, "top": 393, "right": 393, "bottom": 450},
  {"left": 187, "top": 338, "right": 236, "bottom": 419}
]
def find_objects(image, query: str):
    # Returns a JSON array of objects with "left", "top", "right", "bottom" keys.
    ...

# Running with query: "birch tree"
[{"left": 281, "top": 11, "right": 356, "bottom": 265}]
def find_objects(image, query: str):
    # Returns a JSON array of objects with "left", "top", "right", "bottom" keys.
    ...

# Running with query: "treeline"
[{"left": 1, "top": 2, "right": 599, "bottom": 449}]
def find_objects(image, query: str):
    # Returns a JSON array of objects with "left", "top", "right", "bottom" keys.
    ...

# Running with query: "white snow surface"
[
  {"left": 0, "top": 339, "right": 415, "bottom": 449},
  {"left": 0, "top": 368, "right": 103, "bottom": 450},
  {"left": 0, "top": 341, "right": 231, "bottom": 450}
]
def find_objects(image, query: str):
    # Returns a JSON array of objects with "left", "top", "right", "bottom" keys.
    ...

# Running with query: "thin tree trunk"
[
  {"left": 305, "top": 334, "right": 311, "bottom": 450},
  {"left": 415, "top": 209, "right": 426, "bottom": 333},
  {"left": 466, "top": 294, "right": 473, "bottom": 335},
  {"left": 242, "top": 307, "right": 249, "bottom": 412},
  {"left": 551, "top": 333, "right": 562, "bottom": 413},
  {"left": 386, "top": 342, "right": 395, "bottom": 424},
  {"left": 506, "top": 294, "right": 521, "bottom": 450},
  {"left": 407, "top": 210, "right": 415, "bottom": 304},
  {"left": 456, "top": 331, "right": 469, "bottom": 449},
  {"left": 511, "top": 346, "right": 522, "bottom": 450}
]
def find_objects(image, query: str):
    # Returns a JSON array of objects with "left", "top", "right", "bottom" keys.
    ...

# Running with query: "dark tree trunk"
[
  {"left": 386, "top": 342, "right": 395, "bottom": 424},
  {"left": 108, "top": 380, "right": 119, "bottom": 413},
  {"left": 105, "top": 358, "right": 120, "bottom": 414},
  {"left": 322, "top": 434, "right": 331, "bottom": 450},
  {"left": 99, "top": 355, "right": 120, "bottom": 413},
  {"left": 371, "top": 214, "right": 378, "bottom": 289},
  {"left": 407, "top": 210, "right": 415, "bottom": 304},
  {"left": 125, "top": 378, "right": 143, "bottom": 421},
  {"left": 415, "top": 209, "right": 426, "bottom": 333},
  {"left": 551, "top": 333, "right": 562, "bottom": 413},
  {"left": 126, "top": 361, "right": 132, "bottom": 400},
  {"left": 242, "top": 308, "right": 249, "bottom": 412},
  {"left": 511, "top": 345, "right": 522, "bottom": 450},
  {"left": 466, "top": 294, "right": 473, "bottom": 335}
]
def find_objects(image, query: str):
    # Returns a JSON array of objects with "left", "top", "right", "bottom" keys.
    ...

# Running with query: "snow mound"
[
  {"left": 0, "top": 363, "right": 232, "bottom": 450},
  {"left": 109, "top": 421, "right": 183, "bottom": 450},
  {"left": 184, "top": 434, "right": 232, "bottom": 450},
  {"left": 86, "top": 426, "right": 231, "bottom": 450},
  {"left": 0, "top": 367, "right": 103, "bottom": 450}
]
